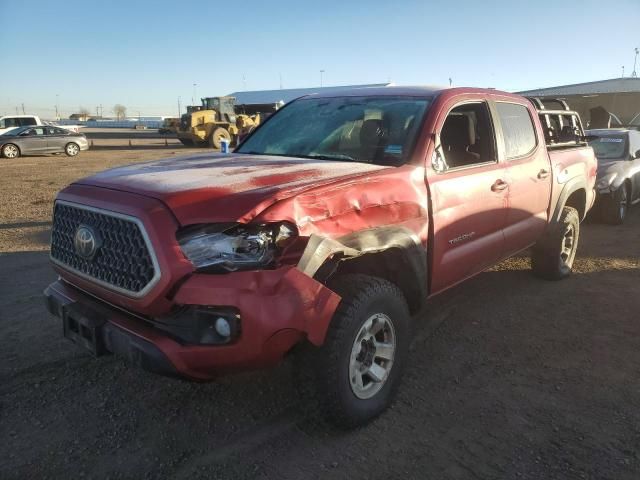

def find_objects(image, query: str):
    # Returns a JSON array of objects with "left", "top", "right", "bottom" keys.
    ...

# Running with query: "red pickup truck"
[{"left": 44, "top": 87, "right": 596, "bottom": 427}]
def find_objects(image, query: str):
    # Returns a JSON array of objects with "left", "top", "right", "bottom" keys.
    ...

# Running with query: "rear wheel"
[
  {"left": 603, "top": 185, "right": 629, "bottom": 225},
  {"left": 294, "top": 274, "right": 411, "bottom": 428},
  {"left": 65, "top": 142, "right": 80, "bottom": 157},
  {"left": 209, "top": 127, "right": 231, "bottom": 149},
  {"left": 2, "top": 143, "right": 20, "bottom": 159},
  {"left": 531, "top": 206, "right": 580, "bottom": 280}
]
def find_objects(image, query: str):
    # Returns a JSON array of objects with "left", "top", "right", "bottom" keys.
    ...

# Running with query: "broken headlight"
[{"left": 178, "top": 223, "right": 296, "bottom": 272}]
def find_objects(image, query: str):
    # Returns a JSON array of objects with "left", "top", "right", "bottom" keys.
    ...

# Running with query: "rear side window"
[
  {"left": 18, "top": 117, "right": 37, "bottom": 127},
  {"left": 496, "top": 103, "right": 537, "bottom": 159}
]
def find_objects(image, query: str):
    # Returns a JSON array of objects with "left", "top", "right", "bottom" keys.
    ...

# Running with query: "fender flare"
[
  {"left": 297, "top": 226, "right": 428, "bottom": 314},
  {"left": 552, "top": 176, "right": 588, "bottom": 222}
]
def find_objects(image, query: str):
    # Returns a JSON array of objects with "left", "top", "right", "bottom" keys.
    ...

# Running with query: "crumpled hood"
[{"left": 76, "top": 152, "right": 388, "bottom": 225}]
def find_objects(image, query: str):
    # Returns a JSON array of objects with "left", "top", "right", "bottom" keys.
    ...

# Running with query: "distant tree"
[
  {"left": 113, "top": 104, "right": 127, "bottom": 120},
  {"left": 78, "top": 107, "right": 90, "bottom": 116}
]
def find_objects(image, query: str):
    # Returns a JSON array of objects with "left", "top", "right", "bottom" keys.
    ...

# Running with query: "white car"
[{"left": 0, "top": 115, "right": 82, "bottom": 135}]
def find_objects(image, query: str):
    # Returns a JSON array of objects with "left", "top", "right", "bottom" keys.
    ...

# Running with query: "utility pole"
[
  {"left": 96, "top": 106, "right": 99, "bottom": 117},
  {"left": 177, "top": 96, "right": 181, "bottom": 117},
  {"left": 15, "top": 106, "right": 19, "bottom": 115},
  {"left": 99, "top": 104, "right": 103, "bottom": 118},
  {"left": 320, "top": 69, "right": 325, "bottom": 87},
  {"left": 21, "top": 103, "right": 25, "bottom": 114},
  {"left": 55, "top": 94, "right": 59, "bottom": 119},
  {"left": 622, "top": 66, "right": 625, "bottom": 78},
  {"left": 632, "top": 47, "right": 639, "bottom": 78}
]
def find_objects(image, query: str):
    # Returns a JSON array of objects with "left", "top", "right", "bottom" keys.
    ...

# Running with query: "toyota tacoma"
[{"left": 45, "top": 86, "right": 597, "bottom": 427}]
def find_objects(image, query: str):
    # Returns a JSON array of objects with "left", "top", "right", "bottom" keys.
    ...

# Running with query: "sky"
[{"left": 1, "top": 0, "right": 639, "bottom": 119}]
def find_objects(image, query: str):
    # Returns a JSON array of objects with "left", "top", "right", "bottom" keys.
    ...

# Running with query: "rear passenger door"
[
  {"left": 427, "top": 97, "right": 508, "bottom": 294},
  {"left": 493, "top": 100, "right": 552, "bottom": 256},
  {"left": 45, "top": 127, "right": 69, "bottom": 152}
]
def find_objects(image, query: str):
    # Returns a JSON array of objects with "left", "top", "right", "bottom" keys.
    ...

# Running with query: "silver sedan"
[{"left": 0, "top": 125, "right": 89, "bottom": 158}]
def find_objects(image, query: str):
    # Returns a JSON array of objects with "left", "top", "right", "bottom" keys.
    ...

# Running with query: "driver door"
[
  {"left": 19, "top": 127, "right": 48, "bottom": 154},
  {"left": 427, "top": 97, "right": 508, "bottom": 294}
]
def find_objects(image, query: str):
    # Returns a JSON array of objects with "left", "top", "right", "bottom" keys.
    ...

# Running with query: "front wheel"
[
  {"left": 294, "top": 274, "right": 411, "bottom": 428},
  {"left": 209, "top": 127, "right": 230, "bottom": 149},
  {"left": 531, "top": 206, "right": 580, "bottom": 280},
  {"left": 603, "top": 186, "right": 629, "bottom": 225},
  {"left": 65, "top": 142, "right": 80, "bottom": 157},
  {"left": 2, "top": 143, "right": 20, "bottom": 159}
]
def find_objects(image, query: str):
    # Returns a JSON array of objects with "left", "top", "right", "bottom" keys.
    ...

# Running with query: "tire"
[
  {"left": 294, "top": 274, "right": 411, "bottom": 428},
  {"left": 2, "top": 143, "right": 20, "bottom": 159},
  {"left": 602, "top": 185, "right": 629, "bottom": 225},
  {"left": 65, "top": 142, "right": 80, "bottom": 157},
  {"left": 531, "top": 206, "right": 580, "bottom": 280},
  {"left": 209, "top": 127, "right": 231, "bottom": 149}
]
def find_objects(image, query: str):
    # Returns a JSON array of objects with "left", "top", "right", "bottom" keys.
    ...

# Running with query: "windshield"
[
  {"left": 237, "top": 96, "right": 430, "bottom": 166},
  {"left": 589, "top": 135, "right": 627, "bottom": 160},
  {"left": 1, "top": 127, "right": 24, "bottom": 136}
]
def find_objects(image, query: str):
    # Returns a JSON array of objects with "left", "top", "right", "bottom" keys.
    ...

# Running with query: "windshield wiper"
[
  {"left": 302, "top": 153, "right": 358, "bottom": 162},
  {"left": 238, "top": 151, "right": 360, "bottom": 162}
]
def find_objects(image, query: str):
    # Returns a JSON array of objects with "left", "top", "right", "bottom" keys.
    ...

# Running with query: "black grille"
[{"left": 50, "top": 203, "right": 157, "bottom": 295}]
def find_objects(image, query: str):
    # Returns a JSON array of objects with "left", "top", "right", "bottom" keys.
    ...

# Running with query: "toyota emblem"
[{"left": 74, "top": 225, "right": 101, "bottom": 260}]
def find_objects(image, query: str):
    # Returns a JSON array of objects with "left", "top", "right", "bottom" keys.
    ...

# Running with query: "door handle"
[
  {"left": 537, "top": 169, "right": 550, "bottom": 179},
  {"left": 491, "top": 179, "right": 508, "bottom": 192}
]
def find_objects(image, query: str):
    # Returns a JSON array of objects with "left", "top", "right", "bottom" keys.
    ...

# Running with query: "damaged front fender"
[{"left": 296, "top": 226, "right": 429, "bottom": 314}]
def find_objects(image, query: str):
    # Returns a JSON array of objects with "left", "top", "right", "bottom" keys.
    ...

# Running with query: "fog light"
[{"left": 214, "top": 317, "right": 231, "bottom": 338}]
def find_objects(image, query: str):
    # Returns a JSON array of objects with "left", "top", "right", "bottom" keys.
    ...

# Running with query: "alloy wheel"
[
  {"left": 66, "top": 143, "right": 79, "bottom": 156},
  {"left": 349, "top": 313, "right": 396, "bottom": 400},
  {"left": 3, "top": 145, "right": 18, "bottom": 158}
]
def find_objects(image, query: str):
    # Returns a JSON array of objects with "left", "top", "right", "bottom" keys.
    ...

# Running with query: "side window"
[
  {"left": 440, "top": 102, "right": 495, "bottom": 169},
  {"left": 31, "top": 127, "right": 45, "bottom": 135},
  {"left": 2, "top": 117, "right": 19, "bottom": 128},
  {"left": 17, "top": 117, "right": 37, "bottom": 127},
  {"left": 496, "top": 103, "right": 537, "bottom": 159}
]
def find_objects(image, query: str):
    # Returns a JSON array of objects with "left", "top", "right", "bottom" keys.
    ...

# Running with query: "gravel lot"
[{"left": 1, "top": 137, "right": 639, "bottom": 479}]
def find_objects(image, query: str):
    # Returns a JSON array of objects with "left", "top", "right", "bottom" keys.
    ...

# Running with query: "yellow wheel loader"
[{"left": 176, "top": 97, "right": 260, "bottom": 149}]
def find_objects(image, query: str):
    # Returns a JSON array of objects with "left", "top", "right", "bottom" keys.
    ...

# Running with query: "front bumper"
[
  {"left": 45, "top": 281, "right": 180, "bottom": 378},
  {"left": 44, "top": 266, "right": 341, "bottom": 380}
]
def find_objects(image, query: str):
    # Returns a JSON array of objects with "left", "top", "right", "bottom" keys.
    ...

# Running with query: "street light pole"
[{"left": 632, "top": 48, "right": 639, "bottom": 78}]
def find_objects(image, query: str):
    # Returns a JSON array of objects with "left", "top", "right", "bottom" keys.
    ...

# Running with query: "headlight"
[
  {"left": 596, "top": 173, "right": 617, "bottom": 190},
  {"left": 178, "top": 222, "right": 297, "bottom": 272}
]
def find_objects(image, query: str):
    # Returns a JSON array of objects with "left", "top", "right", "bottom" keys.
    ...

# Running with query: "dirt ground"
[{"left": 1, "top": 136, "right": 639, "bottom": 479}]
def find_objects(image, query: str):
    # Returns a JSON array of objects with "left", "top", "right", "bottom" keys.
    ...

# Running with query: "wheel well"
[
  {"left": 564, "top": 188, "right": 586, "bottom": 219},
  {"left": 329, "top": 248, "right": 425, "bottom": 315}
]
